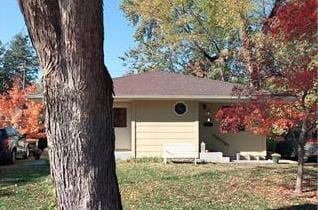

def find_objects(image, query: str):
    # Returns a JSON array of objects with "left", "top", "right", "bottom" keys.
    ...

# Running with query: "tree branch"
[{"left": 164, "top": 0, "right": 221, "bottom": 62}]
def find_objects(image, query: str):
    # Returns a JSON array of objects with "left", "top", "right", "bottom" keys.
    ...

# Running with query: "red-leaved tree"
[
  {"left": 216, "top": 0, "right": 317, "bottom": 194},
  {"left": 0, "top": 80, "right": 44, "bottom": 138}
]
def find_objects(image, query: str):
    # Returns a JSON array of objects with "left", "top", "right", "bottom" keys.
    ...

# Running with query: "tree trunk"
[
  {"left": 294, "top": 119, "right": 307, "bottom": 194},
  {"left": 295, "top": 141, "right": 305, "bottom": 194},
  {"left": 18, "top": 1, "right": 122, "bottom": 209},
  {"left": 240, "top": 20, "right": 260, "bottom": 89}
]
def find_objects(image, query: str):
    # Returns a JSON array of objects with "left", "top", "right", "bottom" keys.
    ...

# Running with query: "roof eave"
[
  {"left": 114, "top": 95, "right": 249, "bottom": 101},
  {"left": 28, "top": 94, "right": 249, "bottom": 102}
]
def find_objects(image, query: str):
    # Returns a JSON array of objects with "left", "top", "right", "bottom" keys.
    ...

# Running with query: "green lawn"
[{"left": 0, "top": 159, "right": 317, "bottom": 210}]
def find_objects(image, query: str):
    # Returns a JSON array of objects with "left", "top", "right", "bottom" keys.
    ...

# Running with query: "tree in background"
[
  {"left": 215, "top": 0, "right": 317, "bottom": 194},
  {"left": 0, "top": 33, "right": 39, "bottom": 91},
  {"left": 19, "top": 0, "right": 122, "bottom": 209},
  {"left": 0, "top": 41, "right": 6, "bottom": 89},
  {"left": 120, "top": 0, "right": 276, "bottom": 82},
  {"left": 0, "top": 80, "right": 44, "bottom": 137}
]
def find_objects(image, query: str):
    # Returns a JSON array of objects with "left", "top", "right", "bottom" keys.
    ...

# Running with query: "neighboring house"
[{"left": 29, "top": 72, "right": 266, "bottom": 160}]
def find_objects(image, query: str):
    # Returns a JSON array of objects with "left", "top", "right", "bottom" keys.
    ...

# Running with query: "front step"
[
  {"left": 221, "top": 157, "right": 230, "bottom": 163},
  {"left": 115, "top": 151, "right": 133, "bottom": 160},
  {"left": 200, "top": 152, "right": 230, "bottom": 163}
]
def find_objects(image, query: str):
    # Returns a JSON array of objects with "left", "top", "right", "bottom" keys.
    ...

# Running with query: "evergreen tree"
[
  {"left": 1, "top": 33, "right": 39, "bottom": 90},
  {"left": 0, "top": 41, "right": 6, "bottom": 89}
]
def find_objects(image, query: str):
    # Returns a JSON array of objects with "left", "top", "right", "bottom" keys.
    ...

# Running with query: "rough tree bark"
[{"left": 18, "top": 0, "right": 122, "bottom": 209}]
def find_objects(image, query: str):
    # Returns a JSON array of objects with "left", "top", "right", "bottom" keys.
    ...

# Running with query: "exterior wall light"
[{"left": 202, "top": 104, "right": 213, "bottom": 127}]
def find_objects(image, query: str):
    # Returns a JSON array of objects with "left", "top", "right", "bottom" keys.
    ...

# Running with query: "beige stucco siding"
[
  {"left": 199, "top": 103, "right": 266, "bottom": 159},
  {"left": 113, "top": 100, "right": 266, "bottom": 159},
  {"left": 135, "top": 100, "right": 199, "bottom": 158}
]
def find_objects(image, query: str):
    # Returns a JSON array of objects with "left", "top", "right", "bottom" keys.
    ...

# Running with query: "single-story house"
[{"left": 29, "top": 71, "right": 266, "bottom": 161}]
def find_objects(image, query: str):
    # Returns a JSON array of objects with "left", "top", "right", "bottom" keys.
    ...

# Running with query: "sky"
[{"left": 0, "top": 0, "right": 136, "bottom": 78}]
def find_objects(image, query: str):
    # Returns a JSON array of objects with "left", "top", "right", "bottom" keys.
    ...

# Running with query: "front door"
[{"left": 114, "top": 103, "right": 131, "bottom": 151}]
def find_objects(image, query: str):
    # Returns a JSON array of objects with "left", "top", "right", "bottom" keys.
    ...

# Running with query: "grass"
[
  {"left": 0, "top": 160, "right": 55, "bottom": 210},
  {"left": 0, "top": 159, "right": 317, "bottom": 210}
]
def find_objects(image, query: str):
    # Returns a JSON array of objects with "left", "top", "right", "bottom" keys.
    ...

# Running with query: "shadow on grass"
[
  {"left": 273, "top": 204, "right": 317, "bottom": 210},
  {"left": 0, "top": 159, "right": 50, "bottom": 189},
  {"left": 0, "top": 189, "right": 16, "bottom": 197}
]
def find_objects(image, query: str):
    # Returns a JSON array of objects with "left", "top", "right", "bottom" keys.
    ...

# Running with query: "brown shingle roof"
[{"left": 114, "top": 71, "right": 238, "bottom": 99}]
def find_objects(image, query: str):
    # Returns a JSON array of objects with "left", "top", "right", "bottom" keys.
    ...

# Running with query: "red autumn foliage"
[
  {"left": 216, "top": 0, "right": 317, "bottom": 137},
  {"left": 268, "top": 0, "right": 317, "bottom": 41},
  {"left": 216, "top": 96, "right": 316, "bottom": 136},
  {"left": 0, "top": 80, "right": 44, "bottom": 138}
]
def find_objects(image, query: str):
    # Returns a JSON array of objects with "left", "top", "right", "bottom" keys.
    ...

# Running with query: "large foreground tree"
[{"left": 18, "top": 0, "right": 122, "bottom": 209}]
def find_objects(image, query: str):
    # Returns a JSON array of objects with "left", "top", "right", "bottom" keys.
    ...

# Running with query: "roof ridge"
[{"left": 113, "top": 71, "right": 167, "bottom": 80}]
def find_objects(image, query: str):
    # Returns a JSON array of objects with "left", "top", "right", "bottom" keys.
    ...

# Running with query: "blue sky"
[{"left": 0, "top": 0, "right": 135, "bottom": 77}]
